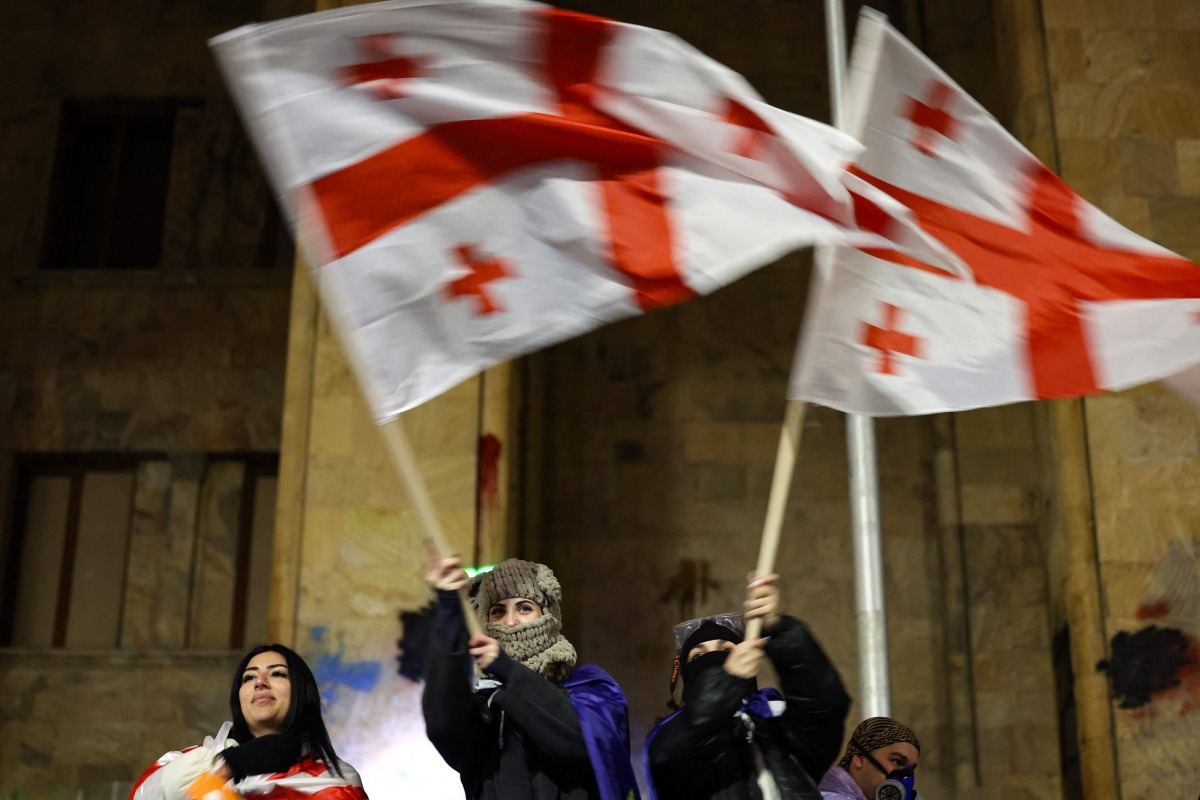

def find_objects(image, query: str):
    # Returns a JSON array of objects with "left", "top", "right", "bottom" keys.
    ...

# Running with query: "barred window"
[{"left": 0, "top": 453, "right": 278, "bottom": 650}]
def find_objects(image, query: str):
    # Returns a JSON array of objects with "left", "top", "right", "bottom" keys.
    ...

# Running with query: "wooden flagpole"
[
  {"left": 747, "top": 5, "right": 894, "bottom": 722},
  {"left": 309, "top": 0, "right": 482, "bottom": 643},
  {"left": 745, "top": 399, "right": 807, "bottom": 639},
  {"left": 379, "top": 416, "right": 484, "bottom": 637}
]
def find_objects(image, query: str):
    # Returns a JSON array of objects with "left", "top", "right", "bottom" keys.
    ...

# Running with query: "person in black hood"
[{"left": 645, "top": 574, "right": 850, "bottom": 800}]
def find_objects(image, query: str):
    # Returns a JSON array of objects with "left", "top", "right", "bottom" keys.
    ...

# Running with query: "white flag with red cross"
[
  {"left": 789, "top": 10, "right": 1200, "bottom": 416},
  {"left": 210, "top": 0, "right": 862, "bottom": 422}
]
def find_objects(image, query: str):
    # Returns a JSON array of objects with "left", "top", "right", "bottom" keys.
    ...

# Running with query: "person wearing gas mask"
[
  {"left": 644, "top": 573, "right": 850, "bottom": 799},
  {"left": 818, "top": 717, "right": 921, "bottom": 800}
]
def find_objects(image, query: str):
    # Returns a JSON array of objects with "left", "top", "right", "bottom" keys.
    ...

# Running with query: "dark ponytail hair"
[{"left": 228, "top": 644, "right": 343, "bottom": 775}]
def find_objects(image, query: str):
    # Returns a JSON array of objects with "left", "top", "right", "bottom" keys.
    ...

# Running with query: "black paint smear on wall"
[
  {"left": 1097, "top": 625, "right": 1193, "bottom": 709},
  {"left": 397, "top": 601, "right": 436, "bottom": 683},
  {"left": 658, "top": 558, "right": 719, "bottom": 621}
]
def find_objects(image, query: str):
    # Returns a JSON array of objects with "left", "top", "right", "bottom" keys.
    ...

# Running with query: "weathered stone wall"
[
  {"left": 0, "top": 0, "right": 304, "bottom": 447},
  {"left": 941, "top": 405, "right": 1063, "bottom": 800},
  {"left": 1086, "top": 386, "right": 1200, "bottom": 799},
  {"left": 921, "top": 1, "right": 1200, "bottom": 798},
  {"left": 1006, "top": 1, "right": 1200, "bottom": 797},
  {"left": 0, "top": 651, "right": 231, "bottom": 800},
  {"left": 1, "top": 278, "right": 288, "bottom": 453},
  {"left": 0, "top": 1, "right": 306, "bottom": 797},
  {"left": 1054, "top": 0, "right": 1200, "bottom": 785}
]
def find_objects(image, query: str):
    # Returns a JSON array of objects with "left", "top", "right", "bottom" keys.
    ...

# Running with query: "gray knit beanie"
[
  {"left": 470, "top": 558, "right": 576, "bottom": 680},
  {"left": 471, "top": 558, "right": 563, "bottom": 620}
]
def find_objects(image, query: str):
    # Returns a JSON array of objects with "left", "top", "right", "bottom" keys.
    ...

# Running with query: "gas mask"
[
  {"left": 875, "top": 767, "right": 919, "bottom": 800},
  {"left": 852, "top": 736, "right": 922, "bottom": 800}
]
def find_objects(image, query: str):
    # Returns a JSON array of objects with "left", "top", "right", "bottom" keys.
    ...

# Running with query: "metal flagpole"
[{"left": 824, "top": 0, "right": 892, "bottom": 718}]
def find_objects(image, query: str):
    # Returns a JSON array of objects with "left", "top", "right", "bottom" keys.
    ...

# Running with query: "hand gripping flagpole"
[
  {"left": 380, "top": 416, "right": 484, "bottom": 638},
  {"left": 826, "top": 0, "right": 892, "bottom": 718}
]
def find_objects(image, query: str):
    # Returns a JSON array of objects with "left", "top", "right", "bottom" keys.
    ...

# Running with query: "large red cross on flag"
[
  {"left": 790, "top": 10, "right": 1200, "bottom": 416},
  {"left": 211, "top": 0, "right": 860, "bottom": 422}
]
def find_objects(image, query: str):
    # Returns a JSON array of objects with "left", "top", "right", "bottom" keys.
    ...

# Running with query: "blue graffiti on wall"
[{"left": 309, "top": 626, "right": 383, "bottom": 709}]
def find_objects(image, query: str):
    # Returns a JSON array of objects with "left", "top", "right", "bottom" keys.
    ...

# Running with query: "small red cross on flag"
[
  {"left": 446, "top": 244, "right": 512, "bottom": 315},
  {"left": 341, "top": 33, "right": 429, "bottom": 100},
  {"left": 792, "top": 244, "right": 1029, "bottom": 415},
  {"left": 905, "top": 80, "right": 959, "bottom": 157},
  {"left": 862, "top": 302, "right": 922, "bottom": 375}
]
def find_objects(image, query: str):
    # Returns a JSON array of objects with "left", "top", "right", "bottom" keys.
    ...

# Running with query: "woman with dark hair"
[{"left": 129, "top": 644, "right": 368, "bottom": 800}]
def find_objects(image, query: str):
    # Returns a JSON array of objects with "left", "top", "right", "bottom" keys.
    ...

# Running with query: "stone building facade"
[
  {"left": 2, "top": 1, "right": 1199, "bottom": 799},
  {"left": 0, "top": 1, "right": 303, "bottom": 797}
]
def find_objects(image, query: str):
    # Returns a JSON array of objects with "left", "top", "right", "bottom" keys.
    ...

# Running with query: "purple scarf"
[{"left": 563, "top": 664, "right": 641, "bottom": 800}]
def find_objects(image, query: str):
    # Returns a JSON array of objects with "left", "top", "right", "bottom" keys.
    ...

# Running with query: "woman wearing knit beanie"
[
  {"left": 644, "top": 574, "right": 850, "bottom": 800},
  {"left": 422, "top": 556, "right": 640, "bottom": 800}
]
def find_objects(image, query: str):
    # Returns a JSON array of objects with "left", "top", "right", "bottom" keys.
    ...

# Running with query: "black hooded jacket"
[
  {"left": 646, "top": 615, "right": 850, "bottom": 800},
  {"left": 421, "top": 589, "right": 599, "bottom": 800}
]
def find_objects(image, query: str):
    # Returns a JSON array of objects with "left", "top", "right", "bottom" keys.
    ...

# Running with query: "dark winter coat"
[
  {"left": 645, "top": 615, "right": 850, "bottom": 800},
  {"left": 422, "top": 590, "right": 629, "bottom": 800}
]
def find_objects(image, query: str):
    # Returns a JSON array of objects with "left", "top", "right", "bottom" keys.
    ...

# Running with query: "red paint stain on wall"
[
  {"left": 1136, "top": 601, "right": 1171, "bottom": 620},
  {"left": 477, "top": 433, "right": 502, "bottom": 518}
]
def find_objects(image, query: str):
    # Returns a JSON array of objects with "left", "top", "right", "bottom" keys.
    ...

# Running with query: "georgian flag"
[
  {"left": 210, "top": 0, "right": 860, "bottom": 422},
  {"left": 790, "top": 10, "right": 1200, "bottom": 416},
  {"left": 130, "top": 746, "right": 367, "bottom": 800}
]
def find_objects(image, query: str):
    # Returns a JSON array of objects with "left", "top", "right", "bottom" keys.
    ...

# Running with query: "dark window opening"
[{"left": 41, "top": 99, "right": 188, "bottom": 270}]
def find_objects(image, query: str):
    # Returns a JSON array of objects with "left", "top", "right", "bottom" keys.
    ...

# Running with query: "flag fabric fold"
[
  {"left": 211, "top": 0, "right": 861, "bottom": 422},
  {"left": 789, "top": 9, "right": 1200, "bottom": 416}
]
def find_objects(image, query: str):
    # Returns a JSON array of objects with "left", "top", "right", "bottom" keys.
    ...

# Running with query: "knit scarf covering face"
[{"left": 480, "top": 613, "right": 577, "bottom": 680}]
